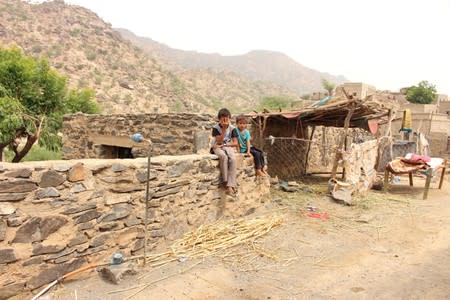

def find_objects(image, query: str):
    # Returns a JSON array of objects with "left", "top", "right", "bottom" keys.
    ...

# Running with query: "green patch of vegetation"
[
  {"left": 32, "top": 45, "right": 42, "bottom": 53},
  {"left": 257, "top": 96, "right": 293, "bottom": 111},
  {"left": 86, "top": 50, "right": 97, "bottom": 61},
  {"left": 3, "top": 145, "right": 61, "bottom": 162},
  {"left": 169, "top": 99, "right": 184, "bottom": 113}
]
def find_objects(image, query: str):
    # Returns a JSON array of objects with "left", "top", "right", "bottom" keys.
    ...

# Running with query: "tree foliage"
[
  {"left": 257, "top": 96, "right": 292, "bottom": 111},
  {"left": 406, "top": 80, "right": 437, "bottom": 104},
  {"left": 0, "top": 46, "right": 100, "bottom": 162},
  {"left": 321, "top": 79, "right": 335, "bottom": 96}
]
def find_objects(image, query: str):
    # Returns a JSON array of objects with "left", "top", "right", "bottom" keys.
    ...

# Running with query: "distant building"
[
  {"left": 436, "top": 94, "right": 449, "bottom": 103},
  {"left": 335, "top": 82, "right": 376, "bottom": 99}
]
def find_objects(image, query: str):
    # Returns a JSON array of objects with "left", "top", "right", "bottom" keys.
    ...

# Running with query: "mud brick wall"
[
  {"left": 61, "top": 113, "right": 216, "bottom": 160},
  {"left": 0, "top": 155, "right": 269, "bottom": 298}
]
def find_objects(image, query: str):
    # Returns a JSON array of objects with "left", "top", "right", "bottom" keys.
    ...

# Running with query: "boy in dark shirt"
[{"left": 211, "top": 108, "right": 238, "bottom": 194}]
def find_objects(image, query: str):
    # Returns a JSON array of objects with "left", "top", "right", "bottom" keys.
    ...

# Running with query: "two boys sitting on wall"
[{"left": 211, "top": 108, "right": 267, "bottom": 195}]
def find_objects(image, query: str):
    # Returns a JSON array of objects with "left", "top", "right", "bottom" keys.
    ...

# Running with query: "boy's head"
[
  {"left": 218, "top": 108, "right": 231, "bottom": 127},
  {"left": 236, "top": 115, "right": 248, "bottom": 131}
]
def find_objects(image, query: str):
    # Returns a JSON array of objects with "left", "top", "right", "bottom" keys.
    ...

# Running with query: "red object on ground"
[{"left": 307, "top": 212, "right": 330, "bottom": 221}]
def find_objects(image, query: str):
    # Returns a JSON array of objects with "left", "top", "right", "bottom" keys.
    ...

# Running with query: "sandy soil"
[{"left": 32, "top": 174, "right": 450, "bottom": 300}]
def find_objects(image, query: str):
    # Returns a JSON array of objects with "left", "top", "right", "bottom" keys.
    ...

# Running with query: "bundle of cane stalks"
[{"left": 143, "top": 215, "right": 283, "bottom": 266}]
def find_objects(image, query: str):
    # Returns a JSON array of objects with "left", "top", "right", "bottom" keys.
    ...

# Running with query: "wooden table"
[{"left": 383, "top": 159, "right": 447, "bottom": 200}]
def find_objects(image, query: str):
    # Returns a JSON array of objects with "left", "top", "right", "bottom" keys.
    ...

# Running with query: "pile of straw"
[
  {"left": 143, "top": 215, "right": 283, "bottom": 266},
  {"left": 171, "top": 215, "right": 283, "bottom": 258}
]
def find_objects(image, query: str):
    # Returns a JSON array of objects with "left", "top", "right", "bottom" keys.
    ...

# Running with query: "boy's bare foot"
[
  {"left": 225, "top": 186, "right": 233, "bottom": 194},
  {"left": 256, "top": 169, "right": 267, "bottom": 176}
]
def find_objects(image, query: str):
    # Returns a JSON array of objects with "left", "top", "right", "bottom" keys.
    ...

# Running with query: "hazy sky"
[{"left": 64, "top": 0, "right": 450, "bottom": 95}]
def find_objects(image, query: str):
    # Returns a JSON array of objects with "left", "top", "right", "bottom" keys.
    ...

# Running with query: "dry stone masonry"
[
  {"left": 61, "top": 113, "right": 215, "bottom": 159},
  {"left": 0, "top": 154, "right": 269, "bottom": 297}
]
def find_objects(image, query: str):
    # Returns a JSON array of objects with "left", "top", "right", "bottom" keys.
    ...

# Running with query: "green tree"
[
  {"left": 406, "top": 80, "right": 437, "bottom": 104},
  {"left": 0, "top": 46, "right": 99, "bottom": 162},
  {"left": 257, "top": 96, "right": 292, "bottom": 111},
  {"left": 321, "top": 79, "right": 335, "bottom": 96}
]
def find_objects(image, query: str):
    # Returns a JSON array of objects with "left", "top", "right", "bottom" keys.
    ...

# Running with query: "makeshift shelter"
[{"left": 246, "top": 94, "right": 394, "bottom": 192}]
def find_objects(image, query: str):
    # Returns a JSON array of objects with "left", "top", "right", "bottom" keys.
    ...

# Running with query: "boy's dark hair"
[
  {"left": 235, "top": 115, "right": 248, "bottom": 123},
  {"left": 217, "top": 108, "right": 231, "bottom": 119}
]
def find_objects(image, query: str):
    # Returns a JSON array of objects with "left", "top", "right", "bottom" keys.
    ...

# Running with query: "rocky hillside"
[
  {"left": 117, "top": 28, "right": 348, "bottom": 94},
  {"left": 0, "top": 0, "right": 301, "bottom": 114}
]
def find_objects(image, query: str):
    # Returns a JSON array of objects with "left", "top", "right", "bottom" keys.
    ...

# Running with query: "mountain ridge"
[{"left": 116, "top": 28, "right": 348, "bottom": 94}]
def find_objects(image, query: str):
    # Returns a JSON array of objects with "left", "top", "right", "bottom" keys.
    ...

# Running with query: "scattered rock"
[
  {"left": 77, "top": 222, "right": 95, "bottom": 231},
  {"left": 0, "top": 203, "right": 16, "bottom": 215},
  {"left": 131, "top": 239, "right": 144, "bottom": 252},
  {"left": 39, "top": 170, "right": 66, "bottom": 188},
  {"left": 135, "top": 171, "right": 157, "bottom": 183},
  {"left": 26, "top": 258, "right": 86, "bottom": 290},
  {"left": 4, "top": 168, "right": 32, "bottom": 178},
  {"left": 0, "top": 192, "right": 28, "bottom": 202},
  {"left": 89, "top": 164, "right": 110, "bottom": 174},
  {"left": 0, "top": 248, "right": 18, "bottom": 264},
  {"left": 111, "top": 163, "right": 126, "bottom": 172},
  {"left": 68, "top": 234, "right": 88, "bottom": 247},
  {"left": 13, "top": 216, "right": 68, "bottom": 243},
  {"left": 74, "top": 209, "right": 102, "bottom": 224},
  {"left": 75, "top": 245, "right": 108, "bottom": 257},
  {"left": 36, "top": 187, "right": 60, "bottom": 199},
  {"left": 109, "top": 184, "right": 144, "bottom": 193},
  {"left": 63, "top": 203, "right": 97, "bottom": 215},
  {"left": 90, "top": 233, "right": 113, "bottom": 248},
  {"left": 152, "top": 186, "right": 183, "bottom": 198},
  {"left": 46, "top": 247, "right": 77, "bottom": 261},
  {"left": 98, "top": 262, "right": 137, "bottom": 284},
  {"left": 168, "top": 161, "right": 194, "bottom": 178},
  {"left": 124, "top": 216, "right": 141, "bottom": 227},
  {"left": 32, "top": 243, "right": 66, "bottom": 256},
  {"left": 118, "top": 79, "right": 133, "bottom": 90},
  {"left": 22, "top": 256, "right": 43, "bottom": 266},
  {"left": 7, "top": 211, "right": 29, "bottom": 227},
  {"left": 53, "top": 164, "right": 71, "bottom": 172},
  {"left": 0, "top": 282, "right": 25, "bottom": 300},
  {"left": 105, "top": 194, "right": 131, "bottom": 206},
  {"left": 71, "top": 183, "right": 86, "bottom": 193},
  {"left": 98, "top": 222, "right": 119, "bottom": 231},
  {"left": 98, "top": 204, "right": 131, "bottom": 223},
  {"left": 0, "top": 179, "right": 38, "bottom": 193},
  {"left": 0, "top": 219, "right": 6, "bottom": 241},
  {"left": 68, "top": 162, "right": 84, "bottom": 182}
]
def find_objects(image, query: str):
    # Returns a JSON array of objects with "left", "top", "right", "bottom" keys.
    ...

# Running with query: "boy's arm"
[
  {"left": 212, "top": 127, "right": 223, "bottom": 148},
  {"left": 246, "top": 139, "right": 251, "bottom": 155}
]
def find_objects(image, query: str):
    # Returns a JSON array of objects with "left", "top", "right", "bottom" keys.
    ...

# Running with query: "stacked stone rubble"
[{"left": 0, "top": 154, "right": 269, "bottom": 297}]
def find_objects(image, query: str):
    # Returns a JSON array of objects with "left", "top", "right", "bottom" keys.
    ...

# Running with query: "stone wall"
[
  {"left": 61, "top": 113, "right": 216, "bottom": 160},
  {"left": 0, "top": 155, "right": 269, "bottom": 297}
]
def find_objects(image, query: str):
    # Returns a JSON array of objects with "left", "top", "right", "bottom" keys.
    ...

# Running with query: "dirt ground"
[{"left": 34, "top": 174, "right": 450, "bottom": 300}]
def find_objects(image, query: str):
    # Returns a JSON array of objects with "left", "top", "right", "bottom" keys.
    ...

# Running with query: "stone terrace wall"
[
  {"left": 61, "top": 113, "right": 215, "bottom": 160},
  {"left": 0, "top": 155, "right": 269, "bottom": 298}
]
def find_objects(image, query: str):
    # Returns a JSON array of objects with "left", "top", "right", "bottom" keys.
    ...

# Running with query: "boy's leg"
[
  {"left": 250, "top": 147, "right": 263, "bottom": 170},
  {"left": 223, "top": 147, "right": 236, "bottom": 189},
  {"left": 213, "top": 147, "right": 228, "bottom": 183}
]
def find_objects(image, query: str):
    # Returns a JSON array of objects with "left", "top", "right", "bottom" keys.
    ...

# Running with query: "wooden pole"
[
  {"left": 303, "top": 126, "right": 316, "bottom": 176},
  {"left": 331, "top": 107, "right": 354, "bottom": 179}
]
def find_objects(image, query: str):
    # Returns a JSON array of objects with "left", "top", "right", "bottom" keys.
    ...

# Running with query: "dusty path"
[{"left": 39, "top": 176, "right": 450, "bottom": 300}]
